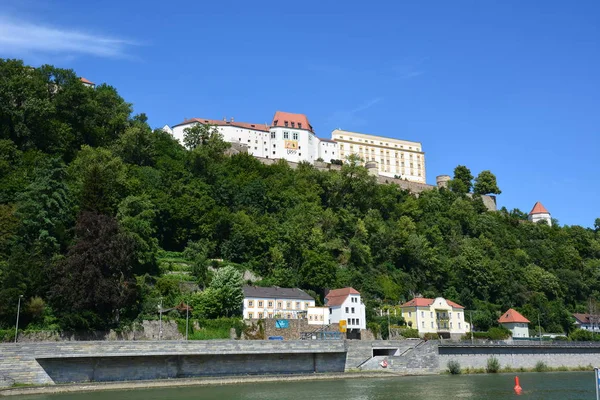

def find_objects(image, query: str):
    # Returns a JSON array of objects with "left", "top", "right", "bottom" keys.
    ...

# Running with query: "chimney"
[{"left": 230, "top": 117, "right": 234, "bottom": 122}]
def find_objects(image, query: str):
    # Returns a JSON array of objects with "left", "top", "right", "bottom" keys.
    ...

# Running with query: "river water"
[{"left": 15, "top": 372, "right": 596, "bottom": 400}]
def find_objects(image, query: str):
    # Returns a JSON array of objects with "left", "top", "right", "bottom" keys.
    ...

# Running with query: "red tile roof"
[
  {"left": 529, "top": 202, "right": 550, "bottom": 215},
  {"left": 325, "top": 287, "right": 360, "bottom": 307},
  {"left": 573, "top": 313, "right": 592, "bottom": 324},
  {"left": 498, "top": 308, "right": 530, "bottom": 324},
  {"left": 271, "top": 111, "right": 313, "bottom": 132},
  {"left": 80, "top": 77, "right": 94, "bottom": 85},
  {"left": 173, "top": 118, "right": 270, "bottom": 132},
  {"left": 400, "top": 297, "right": 465, "bottom": 309}
]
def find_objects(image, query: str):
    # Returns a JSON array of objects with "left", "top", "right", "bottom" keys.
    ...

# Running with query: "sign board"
[
  {"left": 339, "top": 320, "right": 347, "bottom": 333},
  {"left": 275, "top": 319, "right": 289, "bottom": 329},
  {"left": 284, "top": 140, "right": 298, "bottom": 150}
]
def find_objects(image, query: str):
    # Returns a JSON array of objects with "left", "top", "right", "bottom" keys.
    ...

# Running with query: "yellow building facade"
[
  {"left": 400, "top": 297, "right": 470, "bottom": 339},
  {"left": 331, "top": 129, "right": 426, "bottom": 183}
]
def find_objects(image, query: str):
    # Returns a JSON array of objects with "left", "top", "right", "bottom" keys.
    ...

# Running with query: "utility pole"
[{"left": 14, "top": 295, "right": 23, "bottom": 344}]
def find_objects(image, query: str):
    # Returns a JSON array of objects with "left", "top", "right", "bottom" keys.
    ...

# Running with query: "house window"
[
  {"left": 271, "top": 132, "right": 276, "bottom": 139},
  {"left": 277, "top": 302, "right": 282, "bottom": 309},
  {"left": 248, "top": 312, "right": 253, "bottom": 319},
  {"left": 284, "top": 131, "right": 289, "bottom": 139},
  {"left": 258, "top": 312, "right": 263, "bottom": 319},
  {"left": 291, "top": 122, "right": 295, "bottom": 128},
  {"left": 351, "top": 307, "right": 355, "bottom": 313},
  {"left": 430, "top": 312, "right": 433, "bottom": 318},
  {"left": 287, "top": 302, "right": 291, "bottom": 309},
  {"left": 298, "top": 123, "right": 302, "bottom": 129},
  {"left": 329, "top": 308, "right": 332, "bottom": 314},
  {"left": 421, "top": 311, "right": 424, "bottom": 318},
  {"left": 450, "top": 322, "right": 453, "bottom": 328},
  {"left": 356, "top": 319, "right": 359, "bottom": 326},
  {"left": 284, "top": 121, "right": 288, "bottom": 127},
  {"left": 431, "top": 322, "right": 434, "bottom": 328},
  {"left": 296, "top": 302, "right": 301, "bottom": 309},
  {"left": 309, "top": 315, "right": 313, "bottom": 321},
  {"left": 459, "top": 323, "right": 461, "bottom": 329},
  {"left": 422, "top": 321, "right": 425, "bottom": 328},
  {"left": 345, "top": 307, "right": 349, "bottom": 313},
  {"left": 248, "top": 300, "right": 254, "bottom": 307},
  {"left": 305, "top": 302, "right": 310, "bottom": 309},
  {"left": 409, "top": 312, "right": 412, "bottom": 317},
  {"left": 268, "top": 301, "right": 273, "bottom": 308},
  {"left": 272, "top": 151, "right": 276, "bottom": 155},
  {"left": 268, "top": 313, "right": 273, "bottom": 318},
  {"left": 258, "top": 301, "right": 263, "bottom": 307}
]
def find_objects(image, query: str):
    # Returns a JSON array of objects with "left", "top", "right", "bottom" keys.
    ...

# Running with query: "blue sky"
[{"left": 1, "top": 0, "right": 599, "bottom": 227}]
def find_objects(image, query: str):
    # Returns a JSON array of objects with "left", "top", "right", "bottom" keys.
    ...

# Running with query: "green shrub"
[
  {"left": 487, "top": 327, "right": 511, "bottom": 340},
  {"left": 423, "top": 332, "right": 439, "bottom": 340},
  {"left": 447, "top": 360, "right": 461, "bottom": 375},
  {"left": 399, "top": 328, "right": 420, "bottom": 338},
  {"left": 486, "top": 356, "right": 500, "bottom": 373},
  {"left": 534, "top": 361, "right": 548, "bottom": 372},
  {"left": 553, "top": 335, "right": 569, "bottom": 341},
  {"left": 367, "top": 322, "right": 380, "bottom": 338},
  {"left": 0, "top": 329, "right": 16, "bottom": 342}
]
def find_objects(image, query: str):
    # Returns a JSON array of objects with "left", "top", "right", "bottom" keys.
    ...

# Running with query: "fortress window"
[
  {"left": 271, "top": 132, "right": 276, "bottom": 139},
  {"left": 284, "top": 131, "right": 289, "bottom": 139},
  {"left": 293, "top": 132, "right": 298, "bottom": 140}
]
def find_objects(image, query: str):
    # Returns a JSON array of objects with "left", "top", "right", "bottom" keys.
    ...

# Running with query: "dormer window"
[
  {"left": 298, "top": 123, "right": 302, "bottom": 129},
  {"left": 273, "top": 120, "right": 278, "bottom": 126},
  {"left": 291, "top": 122, "right": 295, "bottom": 128},
  {"left": 284, "top": 121, "right": 289, "bottom": 127}
]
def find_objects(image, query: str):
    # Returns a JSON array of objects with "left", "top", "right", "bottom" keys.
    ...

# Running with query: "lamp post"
[
  {"left": 14, "top": 295, "right": 23, "bottom": 344},
  {"left": 185, "top": 298, "right": 189, "bottom": 341},
  {"left": 158, "top": 298, "right": 163, "bottom": 340},
  {"left": 470, "top": 310, "right": 474, "bottom": 345}
]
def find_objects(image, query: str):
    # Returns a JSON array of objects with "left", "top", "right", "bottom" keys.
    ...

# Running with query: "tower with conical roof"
[{"left": 528, "top": 201, "right": 551, "bottom": 226}]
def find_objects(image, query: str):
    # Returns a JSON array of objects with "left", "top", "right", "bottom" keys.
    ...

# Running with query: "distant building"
[
  {"left": 307, "top": 306, "right": 330, "bottom": 326},
  {"left": 170, "top": 112, "right": 339, "bottom": 163},
  {"left": 242, "top": 286, "right": 315, "bottom": 320},
  {"left": 528, "top": 202, "right": 551, "bottom": 226},
  {"left": 325, "top": 287, "right": 366, "bottom": 331},
  {"left": 498, "top": 308, "right": 530, "bottom": 338},
  {"left": 573, "top": 313, "right": 600, "bottom": 332},
  {"left": 331, "top": 129, "right": 426, "bottom": 183},
  {"left": 80, "top": 77, "right": 95, "bottom": 88},
  {"left": 400, "top": 297, "right": 470, "bottom": 339}
]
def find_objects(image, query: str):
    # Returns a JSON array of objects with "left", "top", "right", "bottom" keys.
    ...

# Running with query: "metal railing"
[{"left": 440, "top": 340, "right": 600, "bottom": 347}]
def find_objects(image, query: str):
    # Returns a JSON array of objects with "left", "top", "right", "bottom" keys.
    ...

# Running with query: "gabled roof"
[
  {"left": 573, "top": 313, "right": 595, "bottom": 324},
  {"left": 243, "top": 286, "right": 314, "bottom": 301},
  {"left": 400, "top": 297, "right": 465, "bottom": 309},
  {"left": 80, "top": 77, "right": 94, "bottom": 85},
  {"left": 498, "top": 308, "right": 530, "bottom": 324},
  {"left": 529, "top": 202, "right": 550, "bottom": 215},
  {"left": 271, "top": 111, "right": 313, "bottom": 132},
  {"left": 325, "top": 287, "right": 360, "bottom": 307},
  {"left": 173, "top": 118, "right": 270, "bottom": 132}
]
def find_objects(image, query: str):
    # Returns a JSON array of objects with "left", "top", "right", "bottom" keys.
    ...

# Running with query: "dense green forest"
[{"left": 1, "top": 59, "right": 599, "bottom": 336}]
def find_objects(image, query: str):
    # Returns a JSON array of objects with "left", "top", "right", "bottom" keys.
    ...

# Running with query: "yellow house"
[{"left": 400, "top": 297, "right": 470, "bottom": 339}]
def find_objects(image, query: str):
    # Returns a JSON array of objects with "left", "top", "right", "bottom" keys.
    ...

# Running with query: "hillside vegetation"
[{"left": 1, "top": 59, "right": 599, "bottom": 335}]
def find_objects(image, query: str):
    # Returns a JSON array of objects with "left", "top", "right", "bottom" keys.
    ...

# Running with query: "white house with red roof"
[
  {"left": 498, "top": 308, "right": 530, "bottom": 338},
  {"left": 528, "top": 201, "right": 551, "bottom": 226},
  {"left": 325, "top": 287, "right": 366, "bottom": 331},
  {"left": 170, "top": 111, "right": 339, "bottom": 163},
  {"left": 79, "top": 77, "right": 95, "bottom": 88},
  {"left": 400, "top": 297, "right": 470, "bottom": 339}
]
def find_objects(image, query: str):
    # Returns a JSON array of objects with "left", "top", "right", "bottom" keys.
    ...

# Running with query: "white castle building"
[{"left": 168, "top": 111, "right": 425, "bottom": 183}]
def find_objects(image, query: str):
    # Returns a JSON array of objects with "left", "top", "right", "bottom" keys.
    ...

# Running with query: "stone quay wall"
[
  {"left": 438, "top": 343, "right": 600, "bottom": 371},
  {"left": 0, "top": 340, "right": 347, "bottom": 385}
]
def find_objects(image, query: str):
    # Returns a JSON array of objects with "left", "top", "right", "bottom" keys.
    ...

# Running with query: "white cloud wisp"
[{"left": 0, "top": 16, "right": 136, "bottom": 59}]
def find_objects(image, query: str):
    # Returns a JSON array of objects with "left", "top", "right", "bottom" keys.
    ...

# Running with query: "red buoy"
[{"left": 514, "top": 376, "right": 522, "bottom": 395}]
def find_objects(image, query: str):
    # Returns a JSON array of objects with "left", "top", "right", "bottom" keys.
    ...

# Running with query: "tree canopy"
[{"left": 0, "top": 59, "right": 598, "bottom": 335}]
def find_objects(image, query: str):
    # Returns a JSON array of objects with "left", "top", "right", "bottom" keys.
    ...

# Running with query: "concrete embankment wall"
[
  {"left": 438, "top": 344, "right": 600, "bottom": 370},
  {"left": 0, "top": 341, "right": 346, "bottom": 385}
]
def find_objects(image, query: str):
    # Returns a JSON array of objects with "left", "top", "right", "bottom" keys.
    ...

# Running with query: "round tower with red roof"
[{"left": 528, "top": 201, "right": 551, "bottom": 226}]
